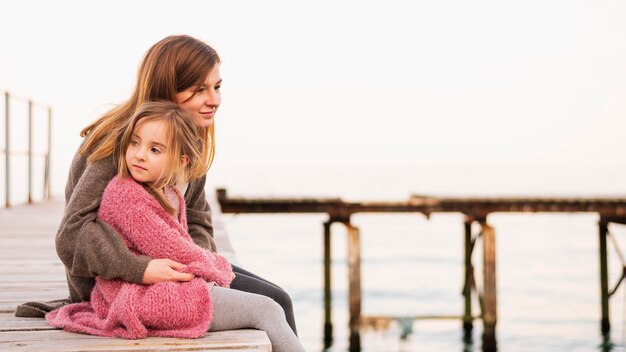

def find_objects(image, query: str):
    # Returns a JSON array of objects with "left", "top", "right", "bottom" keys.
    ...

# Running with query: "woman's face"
[{"left": 176, "top": 64, "right": 222, "bottom": 128}]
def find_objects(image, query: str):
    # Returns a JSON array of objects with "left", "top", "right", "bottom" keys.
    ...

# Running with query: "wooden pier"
[
  {"left": 216, "top": 189, "right": 626, "bottom": 351},
  {"left": 0, "top": 198, "right": 271, "bottom": 352}
]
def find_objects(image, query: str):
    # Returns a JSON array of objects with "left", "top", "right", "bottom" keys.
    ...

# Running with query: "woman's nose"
[{"left": 205, "top": 90, "right": 221, "bottom": 106}]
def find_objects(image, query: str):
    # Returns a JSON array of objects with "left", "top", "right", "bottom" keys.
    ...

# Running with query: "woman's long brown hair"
[{"left": 79, "top": 35, "right": 219, "bottom": 175}]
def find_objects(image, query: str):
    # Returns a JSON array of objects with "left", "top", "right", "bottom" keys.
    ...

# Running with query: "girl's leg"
[
  {"left": 209, "top": 286, "right": 305, "bottom": 352},
  {"left": 230, "top": 264, "right": 298, "bottom": 335}
]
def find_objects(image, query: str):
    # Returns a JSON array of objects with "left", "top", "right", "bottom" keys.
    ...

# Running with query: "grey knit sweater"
[{"left": 55, "top": 149, "right": 216, "bottom": 303}]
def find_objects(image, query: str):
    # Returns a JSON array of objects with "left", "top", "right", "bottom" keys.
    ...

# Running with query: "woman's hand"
[{"left": 142, "top": 258, "right": 195, "bottom": 284}]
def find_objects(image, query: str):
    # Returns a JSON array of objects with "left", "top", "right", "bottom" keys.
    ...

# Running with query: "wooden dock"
[
  {"left": 216, "top": 188, "right": 626, "bottom": 351},
  {"left": 0, "top": 198, "right": 271, "bottom": 352}
]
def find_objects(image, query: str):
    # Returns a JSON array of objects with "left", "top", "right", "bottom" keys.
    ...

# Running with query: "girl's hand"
[
  {"left": 142, "top": 258, "right": 195, "bottom": 284},
  {"left": 223, "top": 272, "right": 236, "bottom": 288}
]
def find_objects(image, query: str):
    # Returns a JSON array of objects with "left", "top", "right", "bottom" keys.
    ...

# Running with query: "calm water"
[{"left": 209, "top": 161, "right": 626, "bottom": 352}]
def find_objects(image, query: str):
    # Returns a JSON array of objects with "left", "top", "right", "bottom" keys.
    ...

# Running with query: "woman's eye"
[{"left": 215, "top": 85, "right": 221, "bottom": 91}]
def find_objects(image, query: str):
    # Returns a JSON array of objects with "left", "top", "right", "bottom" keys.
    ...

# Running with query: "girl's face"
[
  {"left": 176, "top": 64, "right": 222, "bottom": 128},
  {"left": 126, "top": 119, "right": 170, "bottom": 185}
]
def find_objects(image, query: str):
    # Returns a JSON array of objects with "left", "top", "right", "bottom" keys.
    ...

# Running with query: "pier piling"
[
  {"left": 599, "top": 219, "right": 610, "bottom": 335},
  {"left": 323, "top": 220, "right": 333, "bottom": 348},
  {"left": 481, "top": 221, "right": 497, "bottom": 351},
  {"left": 346, "top": 222, "right": 362, "bottom": 352}
]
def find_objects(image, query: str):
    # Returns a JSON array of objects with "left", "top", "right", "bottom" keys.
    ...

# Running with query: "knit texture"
[
  {"left": 54, "top": 148, "right": 216, "bottom": 304},
  {"left": 46, "top": 177, "right": 233, "bottom": 339}
]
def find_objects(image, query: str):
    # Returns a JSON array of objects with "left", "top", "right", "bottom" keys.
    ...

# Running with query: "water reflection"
[
  {"left": 599, "top": 334, "right": 615, "bottom": 352},
  {"left": 323, "top": 318, "right": 500, "bottom": 352},
  {"left": 462, "top": 330, "right": 474, "bottom": 352}
]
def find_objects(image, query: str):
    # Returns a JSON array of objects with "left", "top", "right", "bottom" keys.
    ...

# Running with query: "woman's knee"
[{"left": 270, "top": 288, "right": 294, "bottom": 313}]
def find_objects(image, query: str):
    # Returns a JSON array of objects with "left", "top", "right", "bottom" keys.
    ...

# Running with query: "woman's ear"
[{"left": 181, "top": 155, "right": 190, "bottom": 168}]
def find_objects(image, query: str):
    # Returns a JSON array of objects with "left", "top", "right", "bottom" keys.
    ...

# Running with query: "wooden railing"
[{"left": 1, "top": 91, "right": 52, "bottom": 207}]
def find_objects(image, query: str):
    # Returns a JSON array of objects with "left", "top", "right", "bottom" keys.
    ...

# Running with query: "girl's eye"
[
  {"left": 130, "top": 140, "right": 139, "bottom": 146},
  {"left": 151, "top": 147, "right": 161, "bottom": 154},
  {"left": 215, "top": 85, "right": 221, "bottom": 91}
]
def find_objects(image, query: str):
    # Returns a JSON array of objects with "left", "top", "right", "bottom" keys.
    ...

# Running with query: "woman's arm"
[
  {"left": 55, "top": 153, "right": 151, "bottom": 283},
  {"left": 184, "top": 175, "right": 217, "bottom": 252}
]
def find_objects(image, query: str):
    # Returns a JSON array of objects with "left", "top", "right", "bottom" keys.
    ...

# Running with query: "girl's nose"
[{"left": 136, "top": 148, "right": 147, "bottom": 160}]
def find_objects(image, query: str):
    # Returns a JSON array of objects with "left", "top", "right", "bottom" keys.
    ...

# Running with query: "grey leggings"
[{"left": 208, "top": 286, "right": 305, "bottom": 352}]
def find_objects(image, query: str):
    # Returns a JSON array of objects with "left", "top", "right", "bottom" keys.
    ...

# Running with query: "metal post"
[
  {"left": 44, "top": 107, "right": 52, "bottom": 200},
  {"left": 599, "top": 219, "right": 610, "bottom": 336},
  {"left": 481, "top": 221, "right": 497, "bottom": 351},
  {"left": 28, "top": 100, "right": 33, "bottom": 204},
  {"left": 323, "top": 219, "right": 333, "bottom": 348},
  {"left": 463, "top": 219, "right": 473, "bottom": 333},
  {"left": 346, "top": 222, "right": 361, "bottom": 352},
  {"left": 4, "top": 92, "right": 10, "bottom": 208}
]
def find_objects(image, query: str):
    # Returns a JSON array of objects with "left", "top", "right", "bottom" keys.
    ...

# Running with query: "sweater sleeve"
[
  {"left": 100, "top": 179, "right": 233, "bottom": 287},
  {"left": 55, "top": 154, "right": 151, "bottom": 284},
  {"left": 184, "top": 175, "right": 217, "bottom": 252}
]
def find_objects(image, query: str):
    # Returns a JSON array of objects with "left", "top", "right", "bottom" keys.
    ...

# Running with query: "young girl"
[{"left": 46, "top": 101, "right": 304, "bottom": 352}]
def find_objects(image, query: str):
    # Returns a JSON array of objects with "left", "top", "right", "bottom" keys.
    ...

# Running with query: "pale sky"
[{"left": 2, "top": 0, "right": 626, "bottom": 197}]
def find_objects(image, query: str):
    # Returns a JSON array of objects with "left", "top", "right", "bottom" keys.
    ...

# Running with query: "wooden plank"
[
  {"left": 0, "top": 282, "right": 68, "bottom": 290},
  {"left": 0, "top": 314, "right": 55, "bottom": 331},
  {"left": 0, "top": 198, "right": 270, "bottom": 351},
  {"left": 0, "top": 266, "right": 66, "bottom": 275},
  {"left": 0, "top": 274, "right": 66, "bottom": 283},
  {"left": 207, "top": 195, "right": 238, "bottom": 265},
  {"left": 217, "top": 188, "right": 626, "bottom": 218},
  {"left": 0, "top": 330, "right": 270, "bottom": 351},
  {"left": 0, "top": 290, "right": 68, "bottom": 303},
  {"left": 1, "top": 300, "right": 66, "bottom": 313},
  {"left": 1, "top": 239, "right": 56, "bottom": 247},
  {"left": 0, "top": 259, "right": 66, "bottom": 266}
]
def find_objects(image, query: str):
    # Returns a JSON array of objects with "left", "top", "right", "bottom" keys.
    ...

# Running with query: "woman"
[{"left": 18, "top": 34, "right": 297, "bottom": 335}]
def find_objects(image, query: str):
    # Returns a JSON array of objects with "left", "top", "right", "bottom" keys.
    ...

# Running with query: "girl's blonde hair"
[
  {"left": 117, "top": 101, "right": 205, "bottom": 214},
  {"left": 79, "top": 34, "right": 219, "bottom": 172}
]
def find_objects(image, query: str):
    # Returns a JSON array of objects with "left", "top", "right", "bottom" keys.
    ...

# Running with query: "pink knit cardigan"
[{"left": 46, "top": 177, "right": 233, "bottom": 339}]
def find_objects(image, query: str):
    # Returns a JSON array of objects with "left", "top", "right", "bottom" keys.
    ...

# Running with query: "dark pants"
[{"left": 230, "top": 265, "right": 298, "bottom": 336}]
